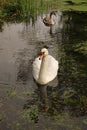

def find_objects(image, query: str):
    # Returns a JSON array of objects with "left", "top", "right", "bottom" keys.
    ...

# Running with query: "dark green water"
[{"left": 0, "top": 10, "right": 87, "bottom": 130}]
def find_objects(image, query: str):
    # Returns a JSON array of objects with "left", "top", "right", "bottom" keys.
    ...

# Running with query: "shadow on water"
[
  {"left": 58, "top": 11, "right": 87, "bottom": 117},
  {"left": 0, "top": 10, "right": 87, "bottom": 130}
]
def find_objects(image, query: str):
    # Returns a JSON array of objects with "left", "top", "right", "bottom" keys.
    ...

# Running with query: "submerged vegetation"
[{"left": 22, "top": 105, "right": 39, "bottom": 123}]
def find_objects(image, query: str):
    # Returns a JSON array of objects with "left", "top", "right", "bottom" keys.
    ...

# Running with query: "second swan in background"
[{"left": 43, "top": 11, "right": 56, "bottom": 26}]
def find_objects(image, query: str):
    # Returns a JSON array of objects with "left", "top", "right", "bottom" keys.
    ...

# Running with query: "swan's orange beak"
[{"left": 39, "top": 53, "right": 44, "bottom": 60}]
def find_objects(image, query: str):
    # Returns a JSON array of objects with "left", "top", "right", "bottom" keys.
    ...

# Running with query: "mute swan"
[
  {"left": 43, "top": 11, "right": 56, "bottom": 26},
  {"left": 32, "top": 48, "right": 59, "bottom": 85}
]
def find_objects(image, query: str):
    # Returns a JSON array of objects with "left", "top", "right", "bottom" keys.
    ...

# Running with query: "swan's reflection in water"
[
  {"left": 22, "top": 77, "right": 58, "bottom": 123},
  {"left": 23, "top": 76, "right": 58, "bottom": 114},
  {"left": 37, "top": 84, "right": 49, "bottom": 112},
  {"left": 36, "top": 77, "right": 58, "bottom": 112}
]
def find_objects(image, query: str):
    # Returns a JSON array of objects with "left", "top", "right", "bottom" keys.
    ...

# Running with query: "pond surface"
[{"left": 0, "top": 11, "right": 87, "bottom": 130}]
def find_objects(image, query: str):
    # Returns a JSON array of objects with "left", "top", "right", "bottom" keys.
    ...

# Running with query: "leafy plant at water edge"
[
  {"left": 1, "top": 0, "right": 22, "bottom": 20},
  {"left": 22, "top": 105, "right": 39, "bottom": 123}
]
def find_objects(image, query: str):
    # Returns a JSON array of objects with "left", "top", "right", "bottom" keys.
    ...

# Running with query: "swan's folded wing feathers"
[
  {"left": 32, "top": 57, "right": 41, "bottom": 80},
  {"left": 46, "top": 55, "right": 59, "bottom": 81}
]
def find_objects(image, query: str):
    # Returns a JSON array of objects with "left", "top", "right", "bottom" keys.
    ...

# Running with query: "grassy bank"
[
  {"left": 0, "top": 0, "right": 87, "bottom": 22},
  {"left": 62, "top": 0, "right": 87, "bottom": 11},
  {"left": 0, "top": 0, "right": 60, "bottom": 21}
]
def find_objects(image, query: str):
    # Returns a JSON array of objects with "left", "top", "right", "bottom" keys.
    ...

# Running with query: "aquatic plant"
[
  {"left": 22, "top": 105, "right": 39, "bottom": 123},
  {"left": 6, "top": 88, "right": 17, "bottom": 98}
]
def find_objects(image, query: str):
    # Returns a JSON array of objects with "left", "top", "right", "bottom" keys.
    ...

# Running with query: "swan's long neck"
[{"left": 38, "top": 56, "right": 48, "bottom": 84}]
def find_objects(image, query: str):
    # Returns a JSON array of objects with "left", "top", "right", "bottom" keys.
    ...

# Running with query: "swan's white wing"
[
  {"left": 45, "top": 55, "right": 59, "bottom": 82},
  {"left": 32, "top": 57, "right": 41, "bottom": 81}
]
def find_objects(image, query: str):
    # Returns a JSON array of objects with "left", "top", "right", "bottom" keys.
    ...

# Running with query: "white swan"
[{"left": 32, "top": 48, "right": 59, "bottom": 85}]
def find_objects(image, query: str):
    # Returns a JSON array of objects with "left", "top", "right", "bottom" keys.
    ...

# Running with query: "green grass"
[
  {"left": 0, "top": 0, "right": 87, "bottom": 22},
  {"left": 62, "top": 0, "right": 87, "bottom": 11}
]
